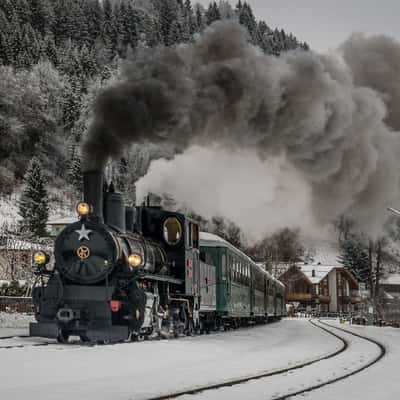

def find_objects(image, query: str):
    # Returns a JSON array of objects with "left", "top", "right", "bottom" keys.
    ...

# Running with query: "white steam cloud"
[{"left": 136, "top": 146, "right": 320, "bottom": 240}]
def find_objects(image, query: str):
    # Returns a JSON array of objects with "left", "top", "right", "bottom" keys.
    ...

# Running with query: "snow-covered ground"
[
  {"left": 0, "top": 312, "right": 34, "bottom": 338},
  {"left": 180, "top": 320, "right": 381, "bottom": 400},
  {"left": 0, "top": 312, "right": 34, "bottom": 328},
  {"left": 0, "top": 318, "right": 398, "bottom": 400},
  {"left": 303, "top": 321, "right": 400, "bottom": 400},
  {"left": 0, "top": 319, "right": 340, "bottom": 400}
]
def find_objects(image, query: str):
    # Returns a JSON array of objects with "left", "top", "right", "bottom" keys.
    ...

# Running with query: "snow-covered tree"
[
  {"left": 205, "top": 2, "right": 221, "bottom": 25},
  {"left": 67, "top": 142, "right": 82, "bottom": 193},
  {"left": 18, "top": 157, "right": 49, "bottom": 237},
  {"left": 339, "top": 236, "right": 370, "bottom": 283}
]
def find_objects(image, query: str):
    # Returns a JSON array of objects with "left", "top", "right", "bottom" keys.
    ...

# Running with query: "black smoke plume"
[{"left": 83, "top": 21, "right": 400, "bottom": 234}]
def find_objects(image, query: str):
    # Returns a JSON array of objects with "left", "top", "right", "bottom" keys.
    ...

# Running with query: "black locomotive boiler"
[{"left": 30, "top": 170, "right": 202, "bottom": 342}]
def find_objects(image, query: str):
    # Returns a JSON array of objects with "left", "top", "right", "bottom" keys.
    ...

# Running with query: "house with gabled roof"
[{"left": 279, "top": 263, "right": 360, "bottom": 314}]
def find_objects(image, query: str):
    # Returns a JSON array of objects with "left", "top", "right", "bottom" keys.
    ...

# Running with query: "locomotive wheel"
[
  {"left": 96, "top": 339, "right": 110, "bottom": 345},
  {"left": 80, "top": 335, "right": 90, "bottom": 343},
  {"left": 57, "top": 330, "right": 69, "bottom": 343}
]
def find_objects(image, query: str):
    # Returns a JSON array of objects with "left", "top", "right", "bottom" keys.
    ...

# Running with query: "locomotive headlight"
[
  {"left": 33, "top": 251, "right": 48, "bottom": 265},
  {"left": 128, "top": 253, "right": 142, "bottom": 268},
  {"left": 76, "top": 202, "right": 92, "bottom": 216}
]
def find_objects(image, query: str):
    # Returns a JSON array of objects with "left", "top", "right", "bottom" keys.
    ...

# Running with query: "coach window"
[
  {"left": 222, "top": 254, "right": 227, "bottom": 280},
  {"left": 234, "top": 258, "right": 238, "bottom": 282},
  {"left": 200, "top": 251, "right": 214, "bottom": 265}
]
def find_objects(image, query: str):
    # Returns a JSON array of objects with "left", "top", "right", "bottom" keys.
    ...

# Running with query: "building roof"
[
  {"left": 382, "top": 290, "right": 400, "bottom": 300},
  {"left": 298, "top": 264, "right": 336, "bottom": 284},
  {"left": 47, "top": 216, "right": 77, "bottom": 225},
  {"left": 292, "top": 263, "right": 358, "bottom": 289},
  {"left": 381, "top": 274, "right": 400, "bottom": 285}
]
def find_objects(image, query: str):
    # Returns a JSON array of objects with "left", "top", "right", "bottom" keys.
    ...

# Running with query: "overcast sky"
[{"left": 196, "top": 0, "right": 400, "bottom": 52}]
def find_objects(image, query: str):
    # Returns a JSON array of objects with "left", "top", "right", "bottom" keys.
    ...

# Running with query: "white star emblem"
[{"left": 75, "top": 224, "right": 93, "bottom": 241}]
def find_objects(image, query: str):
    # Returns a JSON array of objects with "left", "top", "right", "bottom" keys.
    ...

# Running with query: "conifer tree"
[
  {"left": 238, "top": 2, "right": 257, "bottom": 43},
  {"left": 18, "top": 157, "right": 49, "bottom": 237},
  {"left": 0, "top": 11, "right": 12, "bottom": 65},
  {"left": 29, "top": 0, "right": 54, "bottom": 36},
  {"left": 68, "top": 143, "right": 82, "bottom": 193},
  {"left": 235, "top": 0, "right": 243, "bottom": 13},
  {"left": 13, "top": 0, "right": 32, "bottom": 26},
  {"left": 0, "top": 0, "right": 15, "bottom": 21},
  {"left": 205, "top": 2, "right": 221, "bottom": 26},
  {"left": 85, "top": 0, "right": 104, "bottom": 45},
  {"left": 184, "top": 0, "right": 196, "bottom": 37},
  {"left": 53, "top": 0, "right": 75, "bottom": 45},
  {"left": 160, "top": 0, "right": 178, "bottom": 46},
  {"left": 43, "top": 34, "right": 58, "bottom": 66},
  {"left": 195, "top": 5, "right": 205, "bottom": 33},
  {"left": 168, "top": 19, "right": 183, "bottom": 45},
  {"left": 103, "top": 0, "right": 118, "bottom": 60},
  {"left": 339, "top": 236, "right": 370, "bottom": 283}
]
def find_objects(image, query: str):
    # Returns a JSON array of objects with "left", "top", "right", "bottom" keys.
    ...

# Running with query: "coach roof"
[{"left": 200, "top": 232, "right": 284, "bottom": 288}]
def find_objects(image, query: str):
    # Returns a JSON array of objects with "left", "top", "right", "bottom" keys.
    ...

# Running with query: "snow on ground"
[
  {"left": 302, "top": 321, "right": 400, "bottom": 400},
  {"left": 0, "top": 319, "right": 341, "bottom": 400},
  {"left": 0, "top": 312, "right": 34, "bottom": 329},
  {"left": 181, "top": 320, "right": 381, "bottom": 400}
]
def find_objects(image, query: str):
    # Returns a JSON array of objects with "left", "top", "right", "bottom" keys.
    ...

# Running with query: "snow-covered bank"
[{"left": 0, "top": 319, "right": 340, "bottom": 400}]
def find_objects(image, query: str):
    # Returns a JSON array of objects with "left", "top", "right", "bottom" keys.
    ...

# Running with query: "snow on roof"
[
  {"left": 381, "top": 274, "right": 400, "bottom": 286},
  {"left": 200, "top": 232, "right": 284, "bottom": 288},
  {"left": 382, "top": 290, "right": 400, "bottom": 300},
  {"left": 47, "top": 216, "right": 77, "bottom": 225},
  {"left": 200, "top": 232, "right": 255, "bottom": 266},
  {"left": 0, "top": 239, "right": 43, "bottom": 251},
  {"left": 298, "top": 264, "right": 336, "bottom": 284}
]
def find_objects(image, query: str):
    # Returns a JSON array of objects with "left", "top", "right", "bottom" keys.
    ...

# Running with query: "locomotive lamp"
[
  {"left": 128, "top": 253, "right": 142, "bottom": 268},
  {"left": 33, "top": 251, "right": 49, "bottom": 266},
  {"left": 76, "top": 202, "right": 92, "bottom": 217}
]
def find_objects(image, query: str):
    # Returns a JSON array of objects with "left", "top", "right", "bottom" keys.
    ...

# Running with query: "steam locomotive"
[{"left": 30, "top": 171, "right": 285, "bottom": 343}]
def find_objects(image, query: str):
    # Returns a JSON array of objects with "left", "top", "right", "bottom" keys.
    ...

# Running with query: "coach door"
[{"left": 185, "top": 220, "right": 200, "bottom": 296}]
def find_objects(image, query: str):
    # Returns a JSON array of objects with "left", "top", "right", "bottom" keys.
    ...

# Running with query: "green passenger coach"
[{"left": 199, "top": 232, "right": 285, "bottom": 330}]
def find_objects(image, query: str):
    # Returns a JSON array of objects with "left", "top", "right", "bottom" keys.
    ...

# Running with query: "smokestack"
[{"left": 83, "top": 171, "right": 104, "bottom": 222}]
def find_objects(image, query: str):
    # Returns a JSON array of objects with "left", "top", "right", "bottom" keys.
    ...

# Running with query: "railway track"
[{"left": 144, "top": 319, "right": 386, "bottom": 400}]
